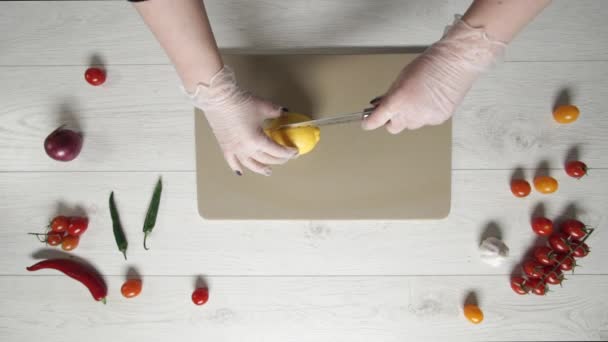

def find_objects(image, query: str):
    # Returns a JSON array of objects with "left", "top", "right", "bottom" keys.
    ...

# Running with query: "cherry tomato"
[
  {"left": 121, "top": 279, "right": 143, "bottom": 298},
  {"left": 61, "top": 235, "right": 79, "bottom": 251},
  {"left": 510, "top": 179, "right": 531, "bottom": 197},
  {"left": 526, "top": 278, "right": 548, "bottom": 295},
  {"left": 50, "top": 216, "right": 69, "bottom": 233},
  {"left": 523, "top": 260, "right": 545, "bottom": 279},
  {"left": 543, "top": 267, "right": 564, "bottom": 285},
  {"left": 46, "top": 232, "right": 63, "bottom": 246},
  {"left": 555, "top": 254, "right": 575, "bottom": 272},
  {"left": 533, "top": 176, "right": 559, "bottom": 194},
  {"left": 534, "top": 246, "right": 557, "bottom": 266},
  {"left": 561, "top": 219, "right": 587, "bottom": 240},
  {"left": 67, "top": 217, "right": 88, "bottom": 236},
  {"left": 463, "top": 304, "right": 484, "bottom": 324},
  {"left": 84, "top": 67, "right": 106, "bottom": 86},
  {"left": 548, "top": 233, "right": 571, "bottom": 253},
  {"left": 192, "top": 287, "right": 209, "bottom": 306},
  {"left": 531, "top": 217, "right": 553, "bottom": 236},
  {"left": 565, "top": 161, "right": 587, "bottom": 179},
  {"left": 572, "top": 242, "right": 590, "bottom": 258},
  {"left": 510, "top": 276, "right": 529, "bottom": 295},
  {"left": 553, "top": 104, "right": 580, "bottom": 124}
]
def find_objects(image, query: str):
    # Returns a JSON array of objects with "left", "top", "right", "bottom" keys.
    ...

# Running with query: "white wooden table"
[{"left": 1, "top": 1, "right": 607, "bottom": 341}]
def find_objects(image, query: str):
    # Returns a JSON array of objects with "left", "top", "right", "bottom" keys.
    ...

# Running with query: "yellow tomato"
[
  {"left": 264, "top": 112, "right": 320, "bottom": 155},
  {"left": 553, "top": 105, "right": 579, "bottom": 124},
  {"left": 463, "top": 304, "right": 484, "bottom": 324},
  {"left": 534, "top": 176, "right": 559, "bottom": 194}
]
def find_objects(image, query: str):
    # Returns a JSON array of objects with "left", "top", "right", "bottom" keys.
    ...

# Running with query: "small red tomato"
[
  {"left": 510, "top": 179, "right": 531, "bottom": 198},
  {"left": 192, "top": 288, "right": 209, "bottom": 306},
  {"left": 50, "top": 216, "right": 69, "bottom": 233},
  {"left": 561, "top": 219, "right": 588, "bottom": 240},
  {"left": 526, "top": 278, "right": 548, "bottom": 295},
  {"left": 533, "top": 176, "right": 559, "bottom": 194},
  {"left": 534, "top": 246, "right": 557, "bottom": 266},
  {"left": 121, "top": 279, "right": 143, "bottom": 298},
  {"left": 565, "top": 161, "right": 587, "bottom": 179},
  {"left": 510, "top": 276, "right": 529, "bottom": 295},
  {"left": 543, "top": 267, "right": 564, "bottom": 285},
  {"left": 523, "top": 260, "right": 545, "bottom": 279},
  {"left": 61, "top": 235, "right": 79, "bottom": 251},
  {"left": 84, "top": 67, "right": 106, "bottom": 86},
  {"left": 572, "top": 242, "right": 590, "bottom": 258},
  {"left": 67, "top": 217, "right": 88, "bottom": 236},
  {"left": 548, "top": 233, "right": 571, "bottom": 253},
  {"left": 531, "top": 217, "right": 553, "bottom": 236},
  {"left": 46, "top": 232, "right": 63, "bottom": 246},
  {"left": 555, "top": 254, "right": 575, "bottom": 272}
]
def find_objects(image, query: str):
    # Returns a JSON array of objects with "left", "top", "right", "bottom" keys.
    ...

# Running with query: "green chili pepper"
[
  {"left": 109, "top": 192, "right": 128, "bottom": 260},
  {"left": 143, "top": 177, "right": 162, "bottom": 250}
]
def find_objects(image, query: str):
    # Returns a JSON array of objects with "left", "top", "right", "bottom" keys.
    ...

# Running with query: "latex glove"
[
  {"left": 363, "top": 16, "right": 506, "bottom": 133},
  {"left": 479, "top": 237, "right": 509, "bottom": 267},
  {"left": 187, "top": 66, "right": 298, "bottom": 176}
]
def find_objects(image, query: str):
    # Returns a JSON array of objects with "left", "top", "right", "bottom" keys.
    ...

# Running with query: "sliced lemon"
[{"left": 264, "top": 112, "right": 320, "bottom": 155}]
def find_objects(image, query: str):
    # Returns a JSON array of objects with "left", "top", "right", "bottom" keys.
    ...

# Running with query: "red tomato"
[
  {"left": 533, "top": 176, "right": 559, "bottom": 194},
  {"left": 543, "top": 267, "right": 564, "bottom": 285},
  {"left": 531, "top": 217, "right": 553, "bottom": 236},
  {"left": 555, "top": 254, "right": 575, "bottom": 272},
  {"left": 50, "top": 216, "right": 69, "bottom": 233},
  {"left": 534, "top": 246, "right": 557, "bottom": 266},
  {"left": 561, "top": 219, "right": 587, "bottom": 240},
  {"left": 510, "top": 276, "right": 529, "bottom": 295},
  {"left": 572, "top": 242, "right": 590, "bottom": 258},
  {"left": 548, "top": 233, "right": 571, "bottom": 253},
  {"left": 67, "top": 217, "right": 88, "bottom": 236},
  {"left": 192, "top": 288, "right": 209, "bottom": 306},
  {"left": 523, "top": 260, "right": 544, "bottom": 279},
  {"left": 84, "top": 67, "right": 106, "bottom": 86},
  {"left": 565, "top": 161, "right": 587, "bottom": 179},
  {"left": 510, "top": 179, "right": 531, "bottom": 197},
  {"left": 121, "top": 279, "right": 143, "bottom": 298},
  {"left": 46, "top": 232, "right": 63, "bottom": 246},
  {"left": 61, "top": 235, "right": 79, "bottom": 251},
  {"left": 526, "top": 278, "right": 548, "bottom": 295}
]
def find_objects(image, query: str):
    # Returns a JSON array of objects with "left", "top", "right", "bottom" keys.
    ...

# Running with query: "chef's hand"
[
  {"left": 363, "top": 17, "right": 506, "bottom": 134},
  {"left": 187, "top": 66, "right": 298, "bottom": 176}
]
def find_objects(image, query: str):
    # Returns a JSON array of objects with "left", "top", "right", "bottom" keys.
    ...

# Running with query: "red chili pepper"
[{"left": 26, "top": 259, "right": 107, "bottom": 303}]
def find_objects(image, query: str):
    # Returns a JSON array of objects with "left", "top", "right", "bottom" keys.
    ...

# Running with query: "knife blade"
[{"left": 273, "top": 107, "right": 375, "bottom": 130}]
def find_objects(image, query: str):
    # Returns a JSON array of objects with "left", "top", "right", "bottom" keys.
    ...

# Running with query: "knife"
[{"left": 273, "top": 107, "right": 375, "bottom": 130}]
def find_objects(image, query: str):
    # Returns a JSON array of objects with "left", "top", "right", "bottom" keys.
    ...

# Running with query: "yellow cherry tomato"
[
  {"left": 553, "top": 105, "right": 579, "bottom": 124},
  {"left": 463, "top": 304, "right": 484, "bottom": 324},
  {"left": 533, "top": 176, "right": 559, "bottom": 194}
]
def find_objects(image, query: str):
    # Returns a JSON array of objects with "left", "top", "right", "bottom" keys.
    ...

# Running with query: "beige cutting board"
[{"left": 195, "top": 54, "right": 451, "bottom": 220}]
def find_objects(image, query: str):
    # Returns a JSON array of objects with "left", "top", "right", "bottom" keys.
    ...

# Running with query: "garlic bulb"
[{"left": 479, "top": 237, "right": 509, "bottom": 267}]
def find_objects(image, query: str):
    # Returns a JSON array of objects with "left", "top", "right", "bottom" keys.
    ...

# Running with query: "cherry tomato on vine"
[
  {"left": 553, "top": 104, "right": 580, "bottom": 124},
  {"left": 572, "top": 242, "right": 590, "bottom": 258},
  {"left": 534, "top": 246, "right": 557, "bottom": 266},
  {"left": 510, "top": 179, "right": 531, "bottom": 197},
  {"left": 46, "top": 232, "right": 63, "bottom": 246},
  {"left": 565, "top": 161, "right": 587, "bottom": 179},
  {"left": 561, "top": 219, "right": 588, "bottom": 240},
  {"left": 526, "top": 278, "right": 548, "bottom": 295},
  {"left": 533, "top": 176, "right": 559, "bottom": 194},
  {"left": 84, "top": 67, "right": 106, "bottom": 86},
  {"left": 548, "top": 233, "right": 571, "bottom": 253},
  {"left": 556, "top": 254, "right": 575, "bottom": 272},
  {"left": 121, "top": 279, "right": 143, "bottom": 298},
  {"left": 523, "top": 260, "right": 544, "bottom": 279},
  {"left": 50, "top": 216, "right": 69, "bottom": 233},
  {"left": 463, "top": 305, "right": 484, "bottom": 324},
  {"left": 67, "top": 217, "right": 88, "bottom": 236},
  {"left": 510, "top": 276, "right": 529, "bottom": 295},
  {"left": 192, "top": 287, "right": 209, "bottom": 306},
  {"left": 543, "top": 268, "right": 564, "bottom": 285},
  {"left": 61, "top": 235, "right": 79, "bottom": 251},
  {"left": 531, "top": 217, "right": 553, "bottom": 236}
]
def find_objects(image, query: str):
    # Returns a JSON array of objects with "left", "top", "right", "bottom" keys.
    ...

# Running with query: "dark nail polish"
[
  {"left": 369, "top": 96, "right": 381, "bottom": 104},
  {"left": 236, "top": 171, "right": 242, "bottom": 176},
  {"left": 282, "top": 107, "right": 290, "bottom": 112}
]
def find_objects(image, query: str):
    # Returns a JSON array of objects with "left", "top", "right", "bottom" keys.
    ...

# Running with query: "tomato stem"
[{"left": 101, "top": 297, "right": 107, "bottom": 305}]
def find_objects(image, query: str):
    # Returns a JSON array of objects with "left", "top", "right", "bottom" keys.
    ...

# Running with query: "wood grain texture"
[
  {"left": 1, "top": 61, "right": 607, "bottom": 171},
  {"left": 1, "top": 275, "right": 606, "bottom": 341},
  {"left": 1, "top": 1, "right": 607, "bottom": 65},
  {"left": 1, "top": 170, "right": 606, "bottom": 276}
]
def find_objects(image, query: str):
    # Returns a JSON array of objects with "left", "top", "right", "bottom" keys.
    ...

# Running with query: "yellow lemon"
[{"left": 264, "top": 112, "right": 320, "bottom": 155}]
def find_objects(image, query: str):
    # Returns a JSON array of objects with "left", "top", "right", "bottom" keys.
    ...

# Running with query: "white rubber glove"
[
  {"left": 187, "top": 66, "right": 298, "bottom": 176},
  {"left": 363, "top": 16, "right": 507, "bottom": 133}
]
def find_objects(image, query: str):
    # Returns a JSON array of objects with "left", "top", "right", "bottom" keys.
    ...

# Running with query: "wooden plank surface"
[
  {"left": 1, "top": 170, "right": 605, "bottom": 276},
  {"left": 1, "top": 275, "right": 606, "bottom": 341},
  {"left": 1, "top": 61, "right": 607, "bottom": 172},
  {"left": 1, "top": 1, "right": 607, "bottom": 65}
]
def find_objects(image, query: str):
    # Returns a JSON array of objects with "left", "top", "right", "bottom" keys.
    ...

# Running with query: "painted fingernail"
[
  {"left": 282, "top": 107, "right": 290, "bottom": 112},
  {"left": 235, "top": 171, "right": 243, "bottom": 176},
  {"left": 264, "top": 169, "right": 272, "bottom": 176},
  {"left": 369, "top": 96, "right": 381, "bottom": 104}
]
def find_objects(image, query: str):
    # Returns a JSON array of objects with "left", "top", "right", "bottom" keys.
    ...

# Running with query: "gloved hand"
[
  {"left": 363, "top": 16, "right": 507, "bottom": 133},
  {"left": 187, "top": 66, "right": 298, "bottom": 176}
]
